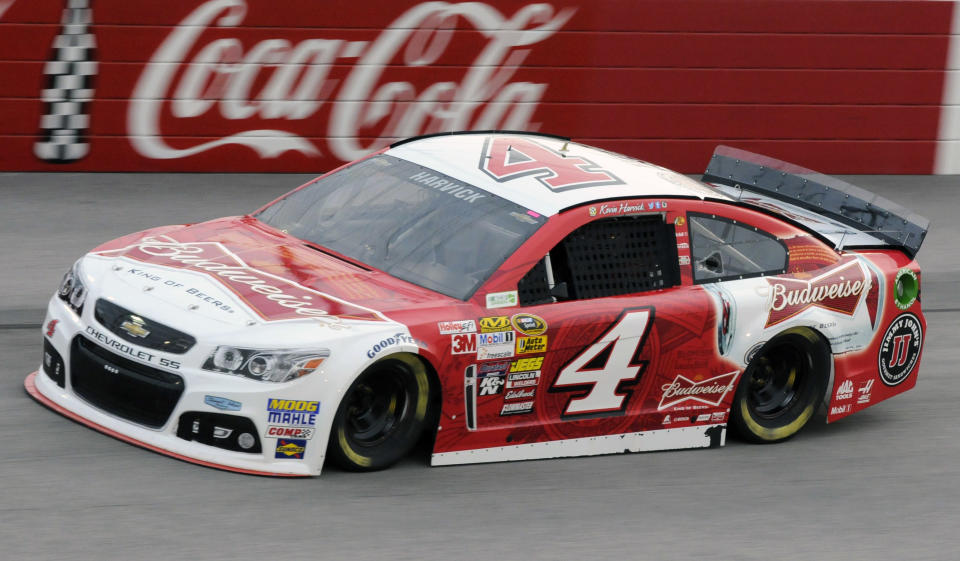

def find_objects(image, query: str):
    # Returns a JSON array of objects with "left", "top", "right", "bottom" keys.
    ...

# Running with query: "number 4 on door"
[{"left": 551, "top": 308, "right": 653, "bottom": 418}]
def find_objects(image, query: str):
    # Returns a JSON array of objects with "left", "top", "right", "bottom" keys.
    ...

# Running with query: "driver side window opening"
[
  {"left": 688, "top": 212, "right": 787, "bottom": 283},
  {"left": 518, "top": 214, "right": 681, "bottom": 305}
]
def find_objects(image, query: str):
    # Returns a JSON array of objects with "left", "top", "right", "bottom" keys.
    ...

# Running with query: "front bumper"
[{"left": 28, "top": 297, "right": 329, "bottom": 477}]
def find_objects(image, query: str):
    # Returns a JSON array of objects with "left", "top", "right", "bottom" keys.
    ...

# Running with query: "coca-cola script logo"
[
  {"left": 657, "top": 371, "right": 740, "bottom": 411},
  {"left": 97, "top": 235, "right": 386, "bottom": 324},
  {"left": 480, "top": 136, "right": 624, "bottom": 191},
  {"left": 129, "top": 0, "right": 574, "bottom": 162},
  {"left": 766, "top": 258, "right": 870, "bottom": 328}
]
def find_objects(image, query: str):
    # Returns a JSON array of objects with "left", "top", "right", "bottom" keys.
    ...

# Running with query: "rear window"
[
  {"left": 256, "top": 155, "right": 545, "bottom": 300},
  {"left": 688, "top": 213, "right": 787, "bottom": 282}
]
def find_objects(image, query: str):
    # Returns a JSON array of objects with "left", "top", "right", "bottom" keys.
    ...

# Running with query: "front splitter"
[{"left": 24, "top": 371, "right": 308, "bottom": 478}]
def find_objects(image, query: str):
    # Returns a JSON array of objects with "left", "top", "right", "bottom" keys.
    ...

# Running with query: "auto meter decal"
[
  {"left": 878, "top": 313, "right": 923, "bottom": 386},
  {"left": 95, "top": 235, "right": 387, "bottom": 323},
  {"left": 766, "top": 257, "right": 869, "bottom": 327}
]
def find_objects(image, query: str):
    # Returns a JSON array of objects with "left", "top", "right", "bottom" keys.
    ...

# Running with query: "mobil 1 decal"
[
  {"left": 878, "top": 313, "right": 922, "bottom": 386},
  {"left": 549, "top": 307, "right": 653, "bottom": 419},
  {"left": 479, "top": 137, "right": 624, "bottom": 192}
]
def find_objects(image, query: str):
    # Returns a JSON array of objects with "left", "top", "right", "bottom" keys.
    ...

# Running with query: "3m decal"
[
  {"left": 878, "top": 313, "right": 922, "bottom": 386},
  {"left": 438, "top": 320, "right": 476, "bottom": 335},
  {"left": 551, "top": 308, "right": 653, "bottom": 417},
  {"left": 479, "top": 137, "right": 625, "bottom": 192},
  {"left": 516, "top": 335, "right": 547, "bottom": 355},
  {"left": 511, "top": 313, "right": 547, "bottom": 336},
  {"left": 479, "top": 316, "right": 511, "bottom": 332},
  {"left": 658, "top": 371, "right": 740, "bottom": 411},
  {"left": 275, "top": 438, "right": 307, "bottom": 459},
  {"left": 766, "top": 258, "right": 869, "bottom": 327},
  {"left": 451, "top": 333, "right": 478, "bottom": 355}
]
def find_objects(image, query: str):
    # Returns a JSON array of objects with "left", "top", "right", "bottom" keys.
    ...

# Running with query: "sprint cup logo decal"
[
  {"left": 96, "top": 235, "right": 386, "bottom": 324},
  {"left": 766, "top": 258, "right": 870, "bottom": 328}
]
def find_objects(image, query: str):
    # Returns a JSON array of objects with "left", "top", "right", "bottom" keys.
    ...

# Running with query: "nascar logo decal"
[
  {"left": 766, "top": 257, "right": 870, "bottom": 327},
  {"left": 479, "top": 137, "right": 625, "bottom": 192}
]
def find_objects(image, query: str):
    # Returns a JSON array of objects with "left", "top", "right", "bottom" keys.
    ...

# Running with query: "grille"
[
  {"left": 94, "top": 299, "right": 196, "bottom": 354},
  {"left": 71, "top": 336, "right": 184, "bottom": 428}
]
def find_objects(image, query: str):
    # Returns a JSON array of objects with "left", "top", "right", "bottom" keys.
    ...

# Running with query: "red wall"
[{"left": 0, "top": 0, "right": 955, "bottom": 173}]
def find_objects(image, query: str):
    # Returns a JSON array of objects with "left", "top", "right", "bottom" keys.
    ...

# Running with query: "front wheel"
[
  {"left": 328, "top": 355, "right": 432, "bottom": 471},
  {"left": 729, "top": 330, "right": 829, "bottom": 444}
]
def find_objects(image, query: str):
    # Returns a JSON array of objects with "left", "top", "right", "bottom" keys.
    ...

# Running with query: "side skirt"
[{"left": 431, "top": 424, "right": 725, "bottom": 466}]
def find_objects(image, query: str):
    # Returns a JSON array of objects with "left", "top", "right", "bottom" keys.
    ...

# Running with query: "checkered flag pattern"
[{"left": 34, "top": 0, "right": 97, "bottom": 163}]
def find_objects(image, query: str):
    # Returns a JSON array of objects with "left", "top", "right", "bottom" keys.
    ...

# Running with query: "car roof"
[{"left": 385, "top": 132, "right": 726, "bottom": 216}]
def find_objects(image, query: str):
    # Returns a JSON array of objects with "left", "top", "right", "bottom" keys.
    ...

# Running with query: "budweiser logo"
[
  {"left": 129, "top": 0, "right": 574, "bottom": 162},
  {"left": 658, "top": 371, "right": 740, "bottom": 411},
  {"left": 97, "top": 235, "right": 386, "bottom": 324},
  {"left": 766, "top": 258, "right": 870, "bottom": 327}
]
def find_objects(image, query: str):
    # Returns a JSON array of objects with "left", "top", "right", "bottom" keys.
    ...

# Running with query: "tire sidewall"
[
  {"left": 329, "top": 356, "right": 431, "bottom": 471},
  {"left": 731, "top": 331, "right": 828, "bottom": 443}
]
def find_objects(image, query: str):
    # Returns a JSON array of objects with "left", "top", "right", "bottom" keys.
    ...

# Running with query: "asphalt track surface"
[{"left": 1, "top": 172, "right": 958, "bottom": 561}]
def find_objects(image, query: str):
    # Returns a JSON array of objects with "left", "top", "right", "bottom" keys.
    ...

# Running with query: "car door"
[{"left": 459, "top": 200, "right": 744, "bottom": 444}]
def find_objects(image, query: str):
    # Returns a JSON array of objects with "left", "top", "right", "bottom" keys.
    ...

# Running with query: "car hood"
[{"left": 87, "top": 216, "right": 454, "bottom": 328}]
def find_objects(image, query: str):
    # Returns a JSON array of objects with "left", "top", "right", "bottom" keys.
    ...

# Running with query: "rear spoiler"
[{"left": 702, "top": 146, "right": 929, "bottom": 258}]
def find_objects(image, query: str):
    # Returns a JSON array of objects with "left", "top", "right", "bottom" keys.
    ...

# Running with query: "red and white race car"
[{"left": 27, "top": 132, "right": 928, "bottom": 476}]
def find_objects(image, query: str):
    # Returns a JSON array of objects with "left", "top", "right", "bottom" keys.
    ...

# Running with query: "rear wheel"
[
  {"left": 328, "top": 355, "right": 431, "bottom": 471},
  {"left": 730, "top": 330, "right": 829, "bottom": 443}
]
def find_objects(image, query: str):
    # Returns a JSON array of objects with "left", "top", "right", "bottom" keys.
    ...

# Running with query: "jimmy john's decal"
[
  {"left": 766, "top": 257, "right": 869, "bottom": 327},
  {"left": 878, "top": 313, "right": 922, "bottom": 386}
]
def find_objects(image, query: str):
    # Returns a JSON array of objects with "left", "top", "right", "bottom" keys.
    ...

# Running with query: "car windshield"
[{"left": 255, "top": 155, "right": 546, "bottom": 300}]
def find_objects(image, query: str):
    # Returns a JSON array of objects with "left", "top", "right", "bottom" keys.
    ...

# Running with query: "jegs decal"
[{"left": 479, "top": 137, "right": 625, "bottom": 192}]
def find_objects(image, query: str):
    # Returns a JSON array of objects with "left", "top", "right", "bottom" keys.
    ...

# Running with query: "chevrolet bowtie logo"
[{"left": 119, "top": 316, "right": 150, "bottom": 338}]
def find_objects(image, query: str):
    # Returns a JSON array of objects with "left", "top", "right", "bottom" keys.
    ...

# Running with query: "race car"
[{"left": 26, "top": 131, "right": 928, "bottom": 476}]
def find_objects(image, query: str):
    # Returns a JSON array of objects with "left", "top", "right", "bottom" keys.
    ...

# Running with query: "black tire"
[
  {"left": 328, "top": 354, "right": 432, "bottom": 471},
  {"left": 729, "top": 329, "right": 829, "bottom": 444}
]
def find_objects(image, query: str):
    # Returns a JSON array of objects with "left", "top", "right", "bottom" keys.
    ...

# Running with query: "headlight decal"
[{"left": 203, "top": 346, "right": 329, "bottom": 383}]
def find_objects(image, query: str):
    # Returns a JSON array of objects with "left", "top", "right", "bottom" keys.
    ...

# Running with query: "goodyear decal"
[
  {"left": 511, "top": 313, "right": 547, "bottom": 336},
  {"left": 516, "top": 335, "right": 547, "bottom": 355},
  {"left": 479, "top": 316, "right": 511, "bottom": 332}
]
